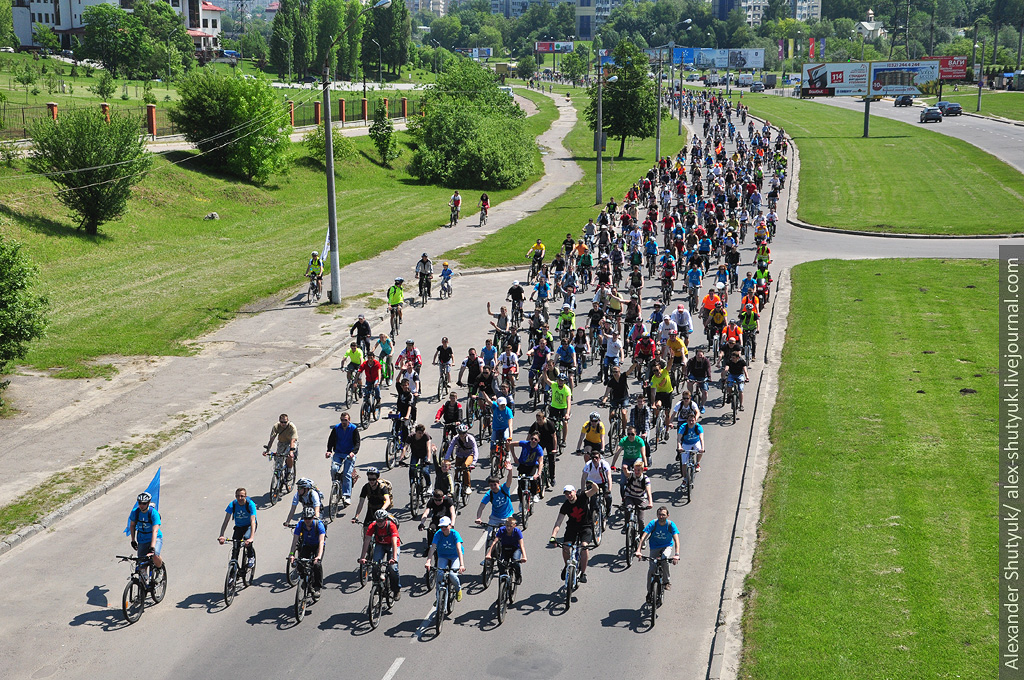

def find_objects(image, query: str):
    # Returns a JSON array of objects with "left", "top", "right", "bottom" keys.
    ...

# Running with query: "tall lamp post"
[
  {"left": 596, "top": 74, "right": 618, "bottom": 205},
  {"left": 678, "top": 20, "right": 692, "bottom": 136},
  {"left": 976, "top": 37, "right": 986, "bottom": 112},
  {"left": 430, "top": 39, "right": 441, "bottom": 82},
  {"left": 322, "top": 0, "right": 392, "bottom": 304},
  {"left": 371, "top": 38, "right": 382, "bottom": 87}
]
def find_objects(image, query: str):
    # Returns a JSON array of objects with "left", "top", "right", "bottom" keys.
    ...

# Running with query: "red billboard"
[{"left": 925, "top": 56, "right": 968, "bottom": 80}]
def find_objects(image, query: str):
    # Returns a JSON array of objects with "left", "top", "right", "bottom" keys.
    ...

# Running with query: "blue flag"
[{"left": 123, "top": 467, "right": 161, "bottom": 536}]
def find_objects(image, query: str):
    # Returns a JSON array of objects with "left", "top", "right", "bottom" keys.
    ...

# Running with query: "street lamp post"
[
  {"left": 322, "top": 0, "right": 392, "bottom": 304},
  {"left": 596, "top": 74, "right": 618, "bottom": 205},
  {"left": 430, "top": 39, "right": 441, "bottom": 83},
  {"left": 678, "top": 20, "right": 691, "bottom": 137},
  {"left": 371, "top": 38, "right": 382, "bottom": 87},
  {"left": 977, "top": 37, "right": 986, "bottom": 112},
  {"left": 655, "top": 43, "right": 663, "bottom": 162}
]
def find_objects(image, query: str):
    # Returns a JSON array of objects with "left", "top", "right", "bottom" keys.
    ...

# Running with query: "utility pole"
[
  {"left": 595, "top": 75, "right": 617, "bottom": 205},
  {"left": 655, "top": 45, "right": 663, "bottom": 162},
  {"left": 978, "top": 36, "right": 986, "bottom": 112}
]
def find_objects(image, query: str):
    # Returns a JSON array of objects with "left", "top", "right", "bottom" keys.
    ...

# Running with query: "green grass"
[
  {"left": 737, "top": 93, "right": 1024, "bottom": 234},
  {"left": 0, "top": 91, "right": 558, "bottom": 373},
  {"left": 742, "top": 259, "right": 997, "bottom": 680},
  {"left": 447, "top": 91, "right": 682, "bottom": 267},
  {"left": 923, "top": 90, "right": 1024, "bottom": 122}
]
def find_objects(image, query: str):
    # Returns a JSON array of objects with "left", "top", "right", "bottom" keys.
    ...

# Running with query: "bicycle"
[
  {"left": 589, "top": 484, "right": 607, "bottom": 547},
  {"left": 452, "top": 464, "right": 475, "bottom": 513},
  {"left": 116, "top": 553, "right": 167, "bottom": 623},
  {"left": 623, "top": 503, "right": 644, "bottom": 568},
  {"left": 652, "top": 410, "right": 667, "bottom": 450},
  {"left": 724, "top": 376, "right": 742, "bottom": 423},
  {"left": 366, "top": 556, "right": 395, "bottom": 630},
  {"left": 516, "top": 474, "right": 534, "bottom": 529},
  {"left": 490, "top": 436, "right": 509, "bottom": 476},
  {"left": 439, "top": 276, "right": 453, "bottom": 299},
  {"left": 430, "top": 563, "right": 458, "bottom": 635},
  {"left": 327, "top": 470, "right": 344, "bottom": 522},
  {"left": 510, "top": 300, "right": 524, "bottom": 328},
  {"left": 743, "top": 330, "right": 757, "bottom": 365},
  {"left": 222, "top": 537, "right": 255, "bottom": 607},
  {"left": 480, "top": 522, "right": 502, "bottom": 589},
  {"left": 494, "top": 554, "right": 523, "bottom": 625},
  {"left": 360, "top": 385, "right": 380, "bottom": 430},
  {"left": 389, "top": 306, "right": 401, "bottom": 341},
  {"left": 479, "top": 206, "right": 488, "bottom": 227},
  {"left": 660, "top": 278, "right": 673, "bottom": 306},
  {"left": 436, "top": 362, "right": 451, "bottom": 402},
  {"left": 265, "top": 449, "right": 295, "bottom": 507},
  {"left": 306, "top": 274, "right": 321, "bottom": 304},
  {"left": 640, "top": 553, "right": 671, "bottom": 627},
  {"left": 384, "top": 412, "right": 405, "bottom": 470},
  {"left": 418, "top": 274, "right": 431, "bottom": 307},
  {"left": 677, "top": 446, "right": 699, "bottom": 501},
  {"left": 345, "top": 370, "right": 361, "bottom": 407},
  {"left": 290, "top": 556, "right": 320, "bottom": 622},
  {"left": 449, "top": 205, "right": 460, "bottom": 228},
  {"left": 409, "top": 461, "right": 430, "bottom": 513},
  {"left": 552, "top": 537, "right": 589, "bottom": 610},
  {"left": 687, "top": 285, "right": 699, "bottom": 316},
  {"left": 691, "top": 377, "right": 710, "bottom": 413}
]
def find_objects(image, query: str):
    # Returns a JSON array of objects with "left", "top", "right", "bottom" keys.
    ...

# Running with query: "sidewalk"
[{"left": 0, "top": 91, "right": 579, "bottom": 513}]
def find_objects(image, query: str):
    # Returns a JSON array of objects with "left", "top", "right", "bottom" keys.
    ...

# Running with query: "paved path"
[{"left": 0, "top": 91, "right": 578, "bottom": 509}]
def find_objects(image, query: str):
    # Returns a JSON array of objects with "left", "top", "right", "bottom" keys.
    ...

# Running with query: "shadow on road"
[
  {"left": 68, "top": 607, "right": 131, "bottom": 631},
  {"left": 454, "top": 605, "right": 500, "bottom": 631},
  {"left": 601, "top": 606, "right": 648, "bottom": 633},
  {"left": 245, "top": 605, "right": 300, "bottom": 629},
  {"left": 318, "top": 609, "right": 375, "bottom": 636},
  {"left": 175, "top": 591, "right": 227, "bottom": 613},
  {"left": 514, "top": 589, "right": 564, "bottom": 617}
]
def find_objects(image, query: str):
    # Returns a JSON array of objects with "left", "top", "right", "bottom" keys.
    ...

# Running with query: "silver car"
[{"left": 919, "top": 106, "right": 943, "bottom": 123}]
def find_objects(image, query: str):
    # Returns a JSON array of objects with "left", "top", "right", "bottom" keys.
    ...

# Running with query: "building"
[
  {"left": 265, "top": 0, "right": 279, "bottom": 18},
  {"left": 789, "top": 0, "right": 820, "bottom": 23},
  {"left": 573, "top": 0, "right": 627, "bottom": 39},
  {"left": 711, "top": 0, "right": 737, "bottom": 22},
  {"left": 490, "top": 0, "right": 532, "bottom": 19},
  {"left": 741, "top": 0, "right": 767, "bottom": 26},
  {"left": 408, "top": 0, "right": 445, "bottom": 15},
  {"left": 12, "top": 0, "right": 224, "bottom": 53},
  {"left": 855, "top": 9, "right": 887, "bottom": 41}
]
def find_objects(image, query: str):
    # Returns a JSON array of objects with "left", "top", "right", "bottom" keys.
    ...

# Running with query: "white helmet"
[{"left": 716, "top": 281, "right": 725, "bottom": 290}]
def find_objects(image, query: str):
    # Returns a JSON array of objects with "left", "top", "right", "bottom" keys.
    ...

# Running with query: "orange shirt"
[
  {"left": 702, "top": 294, "right": 721, "bottom": 311},
  {"left": 723, "top": 325, "right": 743, "bottom": 343},
  {"left": 741, "top": 294, "right": 760, "bottom": 313}
]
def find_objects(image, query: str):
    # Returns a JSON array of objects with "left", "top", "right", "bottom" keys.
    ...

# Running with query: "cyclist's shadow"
[
  {"left": 454, "top": 605, "right": 500, "bottom": 631},
  {"left": 68, "top": 607, "right": 132, "bottom": 631},
  {"left": 601, "top": 606, "right": 648, "bottom": 633},
  {"left": 175, "top": 591, "right": 227, "bottom": 613},
  {"left": 318, "top": 401, "right": 348, "bottom": 411},
  {"left": 514, "top": 589, "right": 565, "bottom": 617},
  {"left": 318, "top": 610, "right": 375, "bottom": 636}
]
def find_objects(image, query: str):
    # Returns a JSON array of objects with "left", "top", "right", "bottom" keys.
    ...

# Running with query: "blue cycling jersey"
[
  {"left": 687, "top": 270, "right": 703, "bottom": 287},
  {"left": 678, "top": 422, "right": 703, "bottom": 445},
  {"left": 130, "top": 506, "right": 162, "bottom": 544},
  {"left": 226, "top": 499, "right": 258, "bottom": 527},
  {"left": 697, "top": 239, "right": 712, "bottom": 253},
  {"left": 492, "top": 405, "right": 513, "bottom": 433},
  {"left": 643, "top": 519, "right": 680, "bottom": 550},
  {"left": 481, "top": 484, "right": 514, "bottom": 519},
  {"left": 556, "top": 345, "right": 575, "bottom": 363},
  {"left": 431, "top": 529, "right": 463, "bottom": 560},
  {"left": 644, "top": 241, "right": 659, "bottom": 255},
  {"left": 516, "top": 441, "right": 544, "bottom": 466}
]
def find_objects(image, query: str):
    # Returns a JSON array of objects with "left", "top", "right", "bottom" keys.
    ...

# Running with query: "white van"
[{"left": 499, "top": 86, "right": 513, "bottom": 98}]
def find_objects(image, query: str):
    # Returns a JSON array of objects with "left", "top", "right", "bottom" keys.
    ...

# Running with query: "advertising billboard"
[
  {"left": 869, "top": 60, "right": 940, "bottom": 95},
  {"left": 679, "top": 48, "right": 764, "bottom": 69},
  {"left": 800, "top": 62, "right": 870, "bottom": 97},
  {"left": 534, "top": 41, "right": 575, "bottom": 54},
  {"left": 455, "top": 47, "right": 492, "bottom": 58},
  {"left": 924, "top": 55, "right": 969, "bottom": 80}
]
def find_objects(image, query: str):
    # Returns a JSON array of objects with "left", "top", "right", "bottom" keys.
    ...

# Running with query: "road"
[
  {"left": 811, "top": 95, "right": 1024, "bottom": 174},
  {"left": 0, "top": 110, "right": 1013, "bottom": 680}
]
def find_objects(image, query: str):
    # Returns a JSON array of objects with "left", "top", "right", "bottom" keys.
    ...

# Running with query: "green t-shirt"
[
  {"left": 550, "top": 382, "right": 572, "bottom": 410},
  {"left": 619, "top": 435, "right": 646, "bottom": 465},
  {"left": 387, "top": 285, "right": 404, "bottom": 305}
]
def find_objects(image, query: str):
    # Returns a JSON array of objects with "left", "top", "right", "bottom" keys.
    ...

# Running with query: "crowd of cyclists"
[{"left": 127, "top": 87, "right": 791, "bottom": 628}]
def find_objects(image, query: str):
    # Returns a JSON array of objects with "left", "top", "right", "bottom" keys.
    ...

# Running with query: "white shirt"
[
  {"left": 670, "top": 309, "right": 693, "bottom": 331},
  {"left": 658, "top": 318, "right": 677, "bottom": 342},
  {"left": 497, "top": 352, "right": 519, "bottom": 369},
  {"left": 604, "top": 338, "right": 623, "bottom": 359},
  {"left": 582, "top": 459, "right": 613, "bottom": 485}
]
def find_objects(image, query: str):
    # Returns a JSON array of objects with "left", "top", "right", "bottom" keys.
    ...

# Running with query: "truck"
[{"left": 738, "top": 73, "right": 753, "bottom": 87}]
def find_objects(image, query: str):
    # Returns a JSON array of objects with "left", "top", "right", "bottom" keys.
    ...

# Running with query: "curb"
[
  {"left": 0, "top": 301, "right": 389, "bottom": 558},
  {"left": 740, "top": 112, "right": 1024, "bottom": 240},
  {"left": 708, "top": 267, "right": 792, "bottom": 680}
]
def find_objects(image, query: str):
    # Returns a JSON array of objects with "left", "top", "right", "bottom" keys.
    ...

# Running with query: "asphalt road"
[
  {"left": 811, "top": 95, "right": 1024, "bottom": 174},
  {"left": 0, "top": 117, "right": 1013, "bottom": 680}
]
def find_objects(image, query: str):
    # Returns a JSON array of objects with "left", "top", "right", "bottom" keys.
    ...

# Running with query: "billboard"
[
  {"left": 534, "top": 41, "right": 574, "bottom": 54},
  {"left": 801, "top": 62, "right": 870, "bottom": 97},
  {"left": 869, "top": 60, "right": 940, "bottom": 95},
  {"left": 454, "top": 47, "right": 492, "bottom": 58},
  {"left": 924, "top": 55, "right": 969, "bottom": 80},
  {"left": 678, "top": 48, "right": 764, "bottom": 69}
]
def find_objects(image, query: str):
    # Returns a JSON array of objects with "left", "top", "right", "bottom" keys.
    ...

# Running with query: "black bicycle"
[
  {"left": 292, "top": 556, "right": 318, "bottom": 623},
  {"left": 360, "top": 385, "right": 380, "bottom": 430},
  {"left": 516, "top": 473, "right": 534, "bottom": 529},
  {"left": 623, "top": 503, "right": 644, "bottom": 568},
  {"left": 384, "top": 412, "right": 404, "bottom": 470},
  {"left": 494, "top": 554, "right": 523, "bottom": 625},
  {"left": 265, "top": 448, "right": 296, "bottom": 507},
  {"left": 366, "top": 556, "right": 395, "bottom": 630},
  {"left": 431, "top": 563, "right": 458, "bottom": 635},
  {"left": 552, "top": 537, "right": 588, "bottom": 610},
  {"left": 116, "top": 553, "right": 167, "bottom": 623},
  {"left": 641, "top": 553, "right": 671, "bottom": 628},
  {"left": 306, "top": 274, "right": 321, "bottom": 304},
  {"left": 409, "top": 462, "right": 430, "bottom": 513},
  {"left": 223, "top": 537, "right": 255, "bottom": 606}
]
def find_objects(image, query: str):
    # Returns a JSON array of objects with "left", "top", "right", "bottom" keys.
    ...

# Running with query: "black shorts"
[
  {"left": 654, "top": 391, "right": 673, "bottom": 412},
  {"left": 564, "top": 524, "right": 595, "bottom": 545},
  {"left": 548, "top": 406, "right": 567, "bottom": 421}
]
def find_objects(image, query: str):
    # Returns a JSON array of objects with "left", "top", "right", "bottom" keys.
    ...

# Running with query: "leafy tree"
[
  {"left": 302, "top": 121, "right": 355, "bottom": 165},
  {"left": 14, "top": 64, "right": 36, "bottom": 103},
  {"left": 170, "top": 68, "right": 292, "bottom": 184},
  {"left": 0, "top": 0, "right": 17, "bottom": 49},
  {"left": 516, "top": 54, "right": 536, "bottom": 80},
  {"left": 369, "top": 99, "right": 399, "bottom": 166},
  {"left": 89, "top": 70, "right": 116, "bottom": 99},
  {"left": 27, "top": 108, "right": 153, "bottom": 234},
  {"left": 79, "top": 5, "right": 153, "bottom": 78},
  {"left": 133, "top": 0, "right": 195, "bottom": 73},
  {"left": 33, "top": 22, "right": 60, "bottom": 53},
  {"left": 584, "top": 40, "right": 657, "bottom": 159},
  {"left": 241, "top": 26, "right": 270, "bottom": 62},
  {"left": 560, "top": 44, "right": 589, "bottom": 83},
  {"left": 430, "top": 15, "right": 462, "bottom": 49},
  {"left": 313, "top": 0, "right": 346, "bottom": 75},
  {"left": 0, "top": 236, "right": 49, "bottom": 407}
]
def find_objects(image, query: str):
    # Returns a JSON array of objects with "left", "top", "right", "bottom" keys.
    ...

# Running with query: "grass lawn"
[
  {"left": 0, "top": 89, "right": 558, "bottom": 374},
  {"left": 923, "top": 90, "right": 1024, "bottom": 122},
  {"left": 742, "top": 259, "right": 997, "bottom": 680},
  {"left": 737, "top": 93, "right": 1024, "bottom": 234},
  {"left": 447, "top": 90, "right": 684, "bottom": 267}
]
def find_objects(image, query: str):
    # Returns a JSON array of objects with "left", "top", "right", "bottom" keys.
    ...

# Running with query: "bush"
[
  {"left": 302, "top": 122, "right": 356, "bottom": 166},
  {"left": 169, "top": 68, "right": 292, "bottom": 184},
  {"left": 90, "top": 70, "right": 115, "bottom": 99},
  {"left": 0, "top": 139, "right": 19, "bottom": 167},
  {"left": 27, "top": 108, "right": 153, "bottom": 234},
  {"left": 0, "top": 236, "right": 49, "bottom": 407},
  {"left": 368, "top": 100, "right": 400, "bottom": 167}
]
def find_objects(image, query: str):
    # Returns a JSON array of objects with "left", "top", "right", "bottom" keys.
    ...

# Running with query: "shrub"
[
  {"left": 0, "top": 236, "right": 49, "bottom": 407},
  {"left": 302, "top": 122, "right": 356, "bottom": 166},
  {"left": 368, "top": 99, "right": 399, "bottom": 166}
]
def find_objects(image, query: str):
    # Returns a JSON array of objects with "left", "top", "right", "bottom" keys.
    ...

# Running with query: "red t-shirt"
[
  {"left": 359, "top": 359, "right": 382, "bottom": 382},
  {"left": 366, "top": 519, "right": 401, "bottom": 546}
]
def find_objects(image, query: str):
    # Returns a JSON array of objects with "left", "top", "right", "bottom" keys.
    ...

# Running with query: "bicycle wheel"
[
  {"left": 294, "top": 578, "right": 308, "bottom": 622},
  {"left": 410, "top": 480, "right": 421, "bottom": 514},
  {"left": 122, "top": 578, "right": 145, "bottom": 623},
  {"left": 223, "top": 564, "right": 237, "bottom": 606},
  {"left": 358, "top": 562, "right": 368, "bottom": 588},
  {"left": 367, "top": 584, "right": 383, "bottom": 629},
  {"left": 242, "top": 549, "right": 256, "bottom": 587},
  {"left": 425, "top": 566, "right": 436, "bottom": 590},
  {"left": 683, "top": 463, "right": 693, "bottom": 501},
  {"left": 481, "top": 553, "right": 494, "bottom": 590},
  {"left": 732, "top": 389, "right": 739, "bottom": 423},
  {"left": 592, "top": 509, "right": 604, "bottom": 547},
  {"left": 269, "top": 470, "right": 281, "bottom": 507},
  {"left": 329, "top": 482, "right": 340, "bottom": 521},
  {"left": 519, "top": 497, "right": 530, "bottom": 530},
  {"left": 150, "top": 565, "right": 167, "bottom": 603},
  {"left": 360, "top": 401, "right": 371, "bottom": 429},
  {"left": 650, "top": 580, "right": 662, "bottom": 627},
  {"left": 389, "top": 438, "right": 403, "bottom": 469},
  {"left": 496, "top": 577, "right": 508, "bottom": 625},
  {"left": 434, "top": 586, "right": 446, "bottom": 635},
  {"left": 286, "top": 559, "right": 299, "bottom": 587},
  {"left": 625, "top": 522, "right": 636, "bottom": 567},
  {"left": 384, "top": 438, "right": 395, "bottom": 471},
  {"left": 564, "top": 565, "right": 575, "bottom": 609}
]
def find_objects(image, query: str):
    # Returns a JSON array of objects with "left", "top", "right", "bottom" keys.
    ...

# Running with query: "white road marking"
[
  {"left": 584, "top": 382, "right": 593, "bottom": 392},
  {"left": 381, "top": 657, "right": 405, "bottom": 680},
  {"left": 412, "top": 606, "right": 437, "bottom": 643},
  {"left": 473, "top": 531, "right": 488, "bottom": 551}
]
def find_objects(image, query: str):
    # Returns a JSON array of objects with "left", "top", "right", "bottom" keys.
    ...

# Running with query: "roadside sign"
[
  {"left": 924, "top": 55, "right": 968, "bottom": 80},
  {"left": 869, "top": 60, "right": 940, "bottom": 96},
  {"left": 800, "top": 62, "right": 870, "bottom": 97}
]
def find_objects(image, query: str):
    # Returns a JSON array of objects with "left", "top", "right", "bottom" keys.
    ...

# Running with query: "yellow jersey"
[{"left": 581, "top": 421, "right": 605, "bottom": 444}]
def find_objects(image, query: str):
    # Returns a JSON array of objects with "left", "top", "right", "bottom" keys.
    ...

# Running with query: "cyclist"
[
  {"left": 678, "top": 411, "right": 706, "bottom": 472},
  {"left": 723, "top": 347, "right": 750, "bottom": 412},
  {"left": 549, "top": 482, "right": 601, "bottom": 584},
  {"left": 739, "top": 303, "right": 760, "bottom": 356},
  {"left": 496, "top": 342, "right": 519, "bottom": 389},
  {"left": 350, "top": 314, "right": 371, "bottom": 355},
  {"left": 649, "top": 357, "right": 675, "bottom": 426},
  {"left": 264, "top": 413, "right": 298, "bottom": 474},
  {"left": 581, "top": 448, "right": 614, "bottom": 517},
  {"left": 484, "top": 516, "right": 527, "bottom": 585},
  {"left": 325, "top": 412, "right": 360, "bottom": 507},
  {"left": 554, "top": 336, "right": 576, "bottom": 385},
  {"left": 449, "top": 191, "right": 462, "bottom": 224},
  {"left": 664, "top": 328, "right": 688, "bottom": 365},
  {"left": 359, "top": 509, "right": 402, "bottom": 601},
  {"left": 444, "top": 424, "right": 479, "bottom": 494},
  {"left": 433, "top": 336, "right": 455, "bottom": 387},
  {"left": 601, "top": 362, "right": 633, "bottom": 427},
  {"left": 529, "top": 411, "right": 560, "bottom": 488},
  {"left": 434, "top": 391, "right": 463, "bottom": 440},
  {"left": 621, "top": 459, "right": 653, "bottom": 527},
  {"left": 387, "top": 277, "right": 405, "bottom": 324},
  {"left": 635, "top": 506, "right": 681, "bottom": 593},
  {"left": 489, "top": 395, "right": 515, "bottom": 454},
  {"left": 532, "top": 276, "right": 553, "bottom": 307},
  {"left": 375, "top": 333, "right": 394, "bottom": 386},
  {"left": 548, "top": 372, "right": 572, "bottom": 441},
  {"left": 418, "top": 488, "right": 456, "bottom": 551},
  {"left": 514, "top": 433, "right": 545, "bottom": 500},
  {"left": 288, "top": 506, "right": 326, "bottom": 597},
  {"left": 357, "top": 353, "right": 383, "bottom": 406},
  {"left": 480, "top": 337, "right": 498, "bottom": 370},
  {"left": 424, "top": 516, "right": 466, "bottom": 601},
  {"left": 611, "top": 426, "right": 648, "bottom": 491},
  {"left": 343, "top": 341, "right": 364, "bottom": 392},
  {"left": 218, "top": 487, "right": 257, "bottom": 569},
  {"left": 439, "top": 262, "right": 455, "bottom": 294},
  {"left": 475, "top": 464, "right": 517, "bottom": 541},
  {"left": 634, "top": 331, "right": 658, "bottom": 377},
  {"left": 576, "top": 411, "right": 607, "bottom": 456},
  {"left": 401, "top": 423, "right": 435, "bottom": 485},
  {"left": 397, "top": 339, "right": 423, "bottom": 373},
  {"left": 723, "top": 318, "right": 743, "bottom": 349},
  {"left": 555, "top": 303, "right": 575, "bottom": 339},
  {"left": 306, "top": 251, "right": 323, "bottom": 293},
  {"left": 283, "top": 477, "right": 323, "bottom": 525},
  {"left": 479, "top": 193, "right": 489, "bottom": 220},
  {"left": 506, "top": 280, "right": 526, "bottom": 321},
  {"left": 415, "top": 253, "right": 434, "bottom": 299},
  {"left": 527, "top": 239, "right": 546, "bottom": 274},
  {"left": 525, "top": 337, "right": 551, "bottom": 397},
  {"left": 351, "top": 467, "right": 394, "bottom": 526},
  {"left": 686, "top": 348, "right": 713, "bottom": 413},
  {"left": 129, "top": 491, "right": 163, "bottom": 569},
  {"left": 706, "top": 301, "right": 728, "bottom": 343}
]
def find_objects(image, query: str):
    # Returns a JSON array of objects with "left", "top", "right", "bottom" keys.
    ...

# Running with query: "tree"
[
  {"left": 517, "top": 54, "right": 536, "bottom": 79},
  {"left": 584, "top": 40, "right": 658, "bottom": 159},
  {"left": 132, "top": 0, "right": 195, "bottom": 73},
  {"left": 0, "top": 0, "right": 17, "bottom": 49},
  {"left": 27, "top": 109, "right": 153, "bottom": 234},
  {"left": 0, "top": 236, "right": 49, "bottom": 408},
  {"left": 14, "top": 64, "right": 36, "bottom": 103},
  {"left": 33, "top": 22, "right": 60, "bottom": 53},
  {"left": 78, "top": 5, "right": 152, "bottom": 78},
  {"left": 369, "top": 99, "right": 399, "bottom": 166},
  {"left": 241, "top": 26, "right": 270, "bottom": 62},
  {"left": 302, "top": 122, "right": 355, "bottom": 166},
  {"left": 170, "top": 69, "right": 292, "bottom": 184},
  {"left": 430, "top": 15, "right": 462, "bottom": 49},
  {"left": 89, "top": 70, "right": 116, "bottom": 99}
]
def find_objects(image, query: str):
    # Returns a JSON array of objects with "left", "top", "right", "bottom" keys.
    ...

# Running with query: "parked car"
[
  {"left": 0, "top": 47, "right": 14, "bottom": 53},
  {"left": 894, "top": 94, "right": 914, "bottom": 107},
  {"left": 935, "top": 100, "right": 963, "bottom": 116},
  {"left": 919, "top": 106, "right": 943, "bottom": 123},
  {"left": 750, "top": 81, "right": 765, "bottom": 92},
  {"left": 686, "top": 74, "right": 699, "bottom": 82}
]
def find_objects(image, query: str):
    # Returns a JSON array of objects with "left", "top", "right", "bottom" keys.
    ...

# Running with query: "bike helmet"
[
  {"left": 442, "top": 261, "right": 449, "bottom": 267},
  {"left": 715, "top": 301, "right": 723, "bottom": 308},
  {"left": 394, "top": 277, "right": 404, "bottom": 284},
  {"left": 406, "top": 339, "right": 415, "bottom": 345},
  {"left": 669, "top": 329, "right": 678, "bottom": 335},
  {"left": 366, "top": 466, "right": 380, "bottom": 478},
  {"left": 716, "top": 282, "right": 725, "bottom": 290},
  {"left": 589, "top": 412, "right": 600, "bottom": 422},
  {"left": 421, "top": 252, "right": 429, "bottom": 257},
  {"left": 375, "top": 509, "right": 389, "bottom": 521},
  {"left": 745, "top": 303, "right": 754, "bottom": 311},
  {"left": 457, "top": 423, "right": 470, "bottom": 434},
  {"left": 562, "top": 303, "right": 571, "bottom": 310},
  {"left": 303, "top": 506, "right": 317, "bottom": 519},
  {"left": 312, "top": 251, "right": 318, "bottom": 257},
  {"left": 512, "top": 280, "right": 519, "bottom": 286},
  {"left": 641, "top": 332, "right": 650, "bottom": 338},
  {"left": 558, "top": 372, "right": 568, "bottom": 380},
  {"left": 297, "top": 478, "right": 313, "bottom": 490},
  {"left": 137, "top": 492, "right": 152, "bottom": 504}
]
